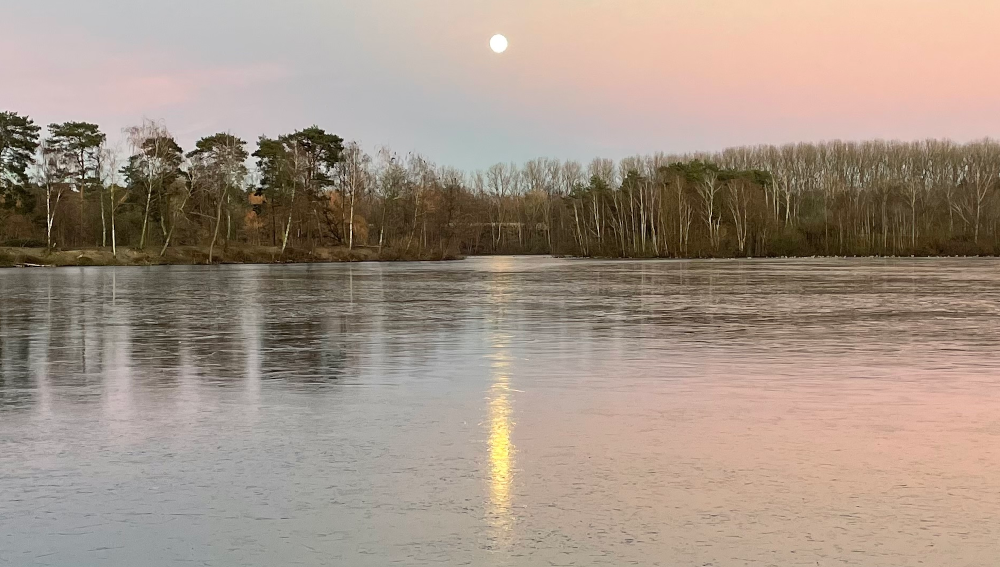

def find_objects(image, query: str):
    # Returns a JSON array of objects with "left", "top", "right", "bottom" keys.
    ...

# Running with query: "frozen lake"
[{"left": 2, "top": 257, "right": 999, "bottom": 566}]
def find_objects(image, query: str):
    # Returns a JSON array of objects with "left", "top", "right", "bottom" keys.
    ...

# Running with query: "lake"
[{"left": 1, "top": 257, "right": 999, "bottom": 566}]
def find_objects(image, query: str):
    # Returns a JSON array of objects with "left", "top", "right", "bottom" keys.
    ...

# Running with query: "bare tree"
[
  {"left": 35, "top": 141, "right": 70, "bottom": 250},
  {"left": 338, "top": 142, "right": 372, "bottom": 251},
  {"left": 102, "top": 146, "right": 125, "bottom": 257},
  {"left": 727, "top": 177, "right": 752, "bottom": 255}
]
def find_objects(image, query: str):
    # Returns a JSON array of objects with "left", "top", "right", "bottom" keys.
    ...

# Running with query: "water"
[{"left": 2, "top": 257, "right": 999, "bottom": 566}]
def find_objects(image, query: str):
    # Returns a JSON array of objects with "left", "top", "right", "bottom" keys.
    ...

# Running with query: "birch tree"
[
  {"left": 188, "top": 133, "right": 248, "bottom": 262},
  {"left": 122, "top": 121, "right": 183, "bottom": 250}
]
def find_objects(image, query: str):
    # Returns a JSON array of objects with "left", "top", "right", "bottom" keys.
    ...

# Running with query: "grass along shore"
[{"left": 0, "top": 245, "right": 460, "bottom": 268}]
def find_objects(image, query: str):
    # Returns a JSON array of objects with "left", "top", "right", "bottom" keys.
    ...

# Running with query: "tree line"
[{"left": 3, "top": 110, "right": 1000, "bottom": 260}]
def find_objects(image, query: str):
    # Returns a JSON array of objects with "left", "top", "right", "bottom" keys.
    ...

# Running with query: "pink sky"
[{"left": 4, "top": 0, "right": 1000, "bottom": 168}]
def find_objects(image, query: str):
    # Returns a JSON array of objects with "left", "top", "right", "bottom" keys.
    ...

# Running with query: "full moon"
[{"left": 490, "top": 34, "right": 508, "bottom": 54}]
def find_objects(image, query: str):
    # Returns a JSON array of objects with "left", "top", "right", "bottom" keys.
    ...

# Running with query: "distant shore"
[
  {"left": 0, "top": 246, "right": 460, "bottom": 268},
  {"left": 5, "top": 247, "right": 999, "bottom": 269}
]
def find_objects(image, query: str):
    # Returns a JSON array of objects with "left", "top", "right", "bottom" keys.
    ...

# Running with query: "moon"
[{"left": 490, "top": 34, "right": 508, "bottom": 54}]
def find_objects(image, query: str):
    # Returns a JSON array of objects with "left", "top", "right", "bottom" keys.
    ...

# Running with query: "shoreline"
[
  {"left": 0, "top": 246, "right": 461, "bottom": 269},
  {"left": 3, "top": 247, "right": 999, "bottom": 269}
]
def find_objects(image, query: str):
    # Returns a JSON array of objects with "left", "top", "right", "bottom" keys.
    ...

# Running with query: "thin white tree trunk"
[
  {"left": 110, "top": 186, "right": 117, "bottom": 257},
  {"left": 140, "top": 181, "right": 153, "bottom": 249},
  {"left": 281, "top": 184, "right": 296, "bottom": 255}
]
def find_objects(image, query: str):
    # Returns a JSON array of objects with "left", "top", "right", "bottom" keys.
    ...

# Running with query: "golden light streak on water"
[
  {"left": 487, "top": 351, "right": 514, "bottom": 545},
  {"left": 485, "top": 256, "right": 516, "bottom": 550}
]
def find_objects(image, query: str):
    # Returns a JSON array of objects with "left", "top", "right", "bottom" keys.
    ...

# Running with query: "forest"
[{"left": 3, "top": 109, "right": 1000, "bottom": 263}]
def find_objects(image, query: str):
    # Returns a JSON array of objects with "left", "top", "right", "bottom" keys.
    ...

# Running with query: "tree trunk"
[
  {"left": 139, "top": 181, "right": 153, "bottom": 249},
  {"left": 348, "top": 190, "right": 355, "bottom": 250},
  {"left": 110, "top": 186, "right": 117, "bottom": 258},
  {"left": 208, "top": 195, "right": 224, "bottom": 263},
  {"left": 281, "top": 185, "right": 296, "bottom": 256},
  {"left": 100, "top": 188, "right": 107, "bottom": 247}
]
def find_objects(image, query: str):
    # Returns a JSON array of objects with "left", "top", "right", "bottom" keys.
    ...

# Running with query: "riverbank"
[{"left": 0, "top": 246, "right": 460, "bottom": 268}]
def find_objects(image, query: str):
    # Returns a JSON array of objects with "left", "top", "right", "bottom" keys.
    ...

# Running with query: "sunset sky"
[{"left": 5, "top": 0, "right": 1000, "bottom": 169}]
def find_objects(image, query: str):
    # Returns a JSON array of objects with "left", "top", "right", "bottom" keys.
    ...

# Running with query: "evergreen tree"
[
  {"left": 47, "top": 122, "right": 106, "bottom": 244},
  {"left": 253, "top": 127, "right": 344, "bottom": 253},
  {"left": 0, "top": 111, "right": 41, "bottom": 211}
]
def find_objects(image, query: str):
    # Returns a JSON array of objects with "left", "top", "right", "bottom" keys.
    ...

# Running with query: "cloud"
[{"left": 0, "top": 26, "right": 288, "bottom": 135}]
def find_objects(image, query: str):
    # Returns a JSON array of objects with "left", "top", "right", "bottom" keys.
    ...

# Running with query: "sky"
[{"left": 4, "top": 0, "right": 1000, "bottom": 170}]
